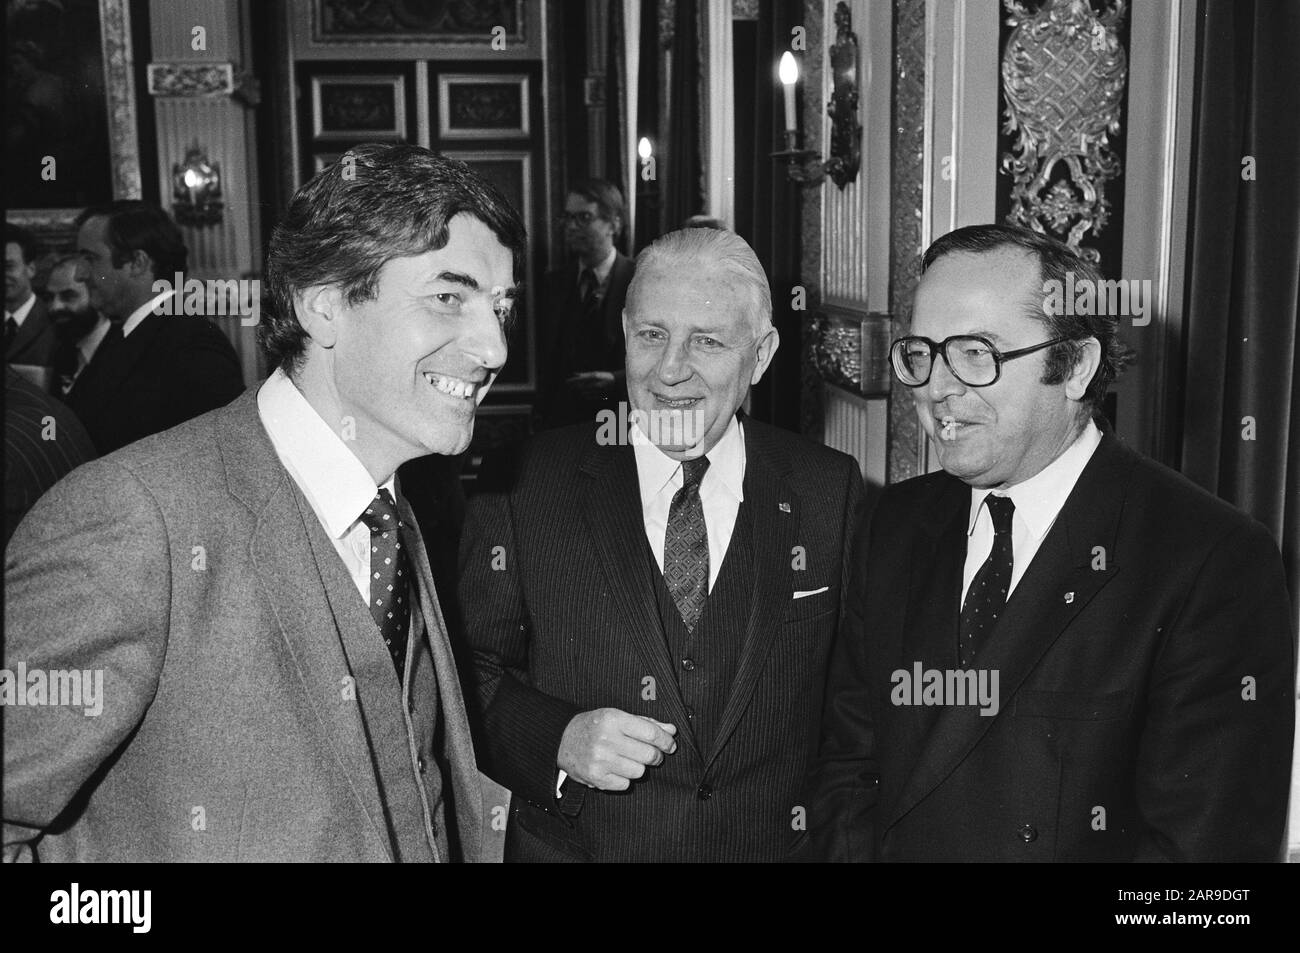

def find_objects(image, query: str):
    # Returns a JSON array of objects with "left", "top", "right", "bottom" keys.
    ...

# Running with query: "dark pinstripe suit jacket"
[
  {"left": 4, "top": 368, "right": 95, "bottom": 544},
  {"left": 458, "top": 418, "right": 863, "bottom": 861}
]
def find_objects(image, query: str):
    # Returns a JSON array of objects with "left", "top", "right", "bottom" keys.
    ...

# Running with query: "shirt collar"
[
  {"left": 121, "top": 289, "right": 175, "bottom": 338},
  {"left": 579, "top": 246, "right": 618, "bottom": 287},
  {"left": 257, "top": 368, "right": 395, "bottom": 539},
  {"left": 633, "top": 413, "right": 746, "bottom": 505},
  {"left": 7, "top": 292, "right": 36, "bottom": 325},
  {"left": 967, "top": 419, "right": 1103, "bottom": 539}
]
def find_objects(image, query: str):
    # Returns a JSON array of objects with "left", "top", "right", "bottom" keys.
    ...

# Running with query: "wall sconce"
[
  {"left": 637, "top": 136, "right": 656, "bottom": 181},
  {"left": 771, "top": 1, "right": 862, "bottom": 190},
  {"left": 172, "top": 144, "right": 223, "bottom": 227}
]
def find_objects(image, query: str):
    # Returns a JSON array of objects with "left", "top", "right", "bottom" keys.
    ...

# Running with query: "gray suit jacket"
[{"left": 3, "top": 386, "right": 482, "bottom": 862}]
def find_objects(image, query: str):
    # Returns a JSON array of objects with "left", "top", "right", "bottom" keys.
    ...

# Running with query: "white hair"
[{"left": 627, "top": 227, "right": 773, "bottom": 335}]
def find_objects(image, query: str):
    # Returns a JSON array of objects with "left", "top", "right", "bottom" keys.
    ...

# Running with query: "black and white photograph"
[{"left": 2, "top": 0, "right": 1299, "bottom": 932}]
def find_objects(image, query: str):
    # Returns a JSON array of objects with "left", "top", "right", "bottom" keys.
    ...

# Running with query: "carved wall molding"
[
  {"left": 887, "top": 0, "right": 926, "bottom": 483},
  {"left": 101, "top": 0, "right": 142, "bottom": 200},
  {"left": 1000, "top": 0, "right": 1128, "bottom": 262},
  {"left": 147, "top": 62, "right": 260, "bottom": 105}
]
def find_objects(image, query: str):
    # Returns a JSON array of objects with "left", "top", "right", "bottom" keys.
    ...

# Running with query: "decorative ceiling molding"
[{"left": 147, "top": 62, "right": 261, "bottom": 106}]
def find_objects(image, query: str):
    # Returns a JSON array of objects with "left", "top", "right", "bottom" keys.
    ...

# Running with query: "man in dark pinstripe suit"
[
  {"left": 459, "top": 228, "right": 863, "bottom": 861},
  {"left": 4, "top": 367, "right": 94, "bottom": 544}
]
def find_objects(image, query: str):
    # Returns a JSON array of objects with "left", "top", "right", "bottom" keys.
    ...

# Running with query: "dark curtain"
[
  {"left": 633, "top": 0, "right": 660, "bottom": 252},
  {"left": 1180, "top": 0, "right": 1300, "bottom": 626},
  {"left": 604, "top": 0, "right": 630, "bottom": 255},
  {"left": 663, "top": 0, "right": 704, "bottom": 229}
]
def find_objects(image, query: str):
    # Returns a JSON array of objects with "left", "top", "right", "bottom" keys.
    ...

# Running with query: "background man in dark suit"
[
  {"left": 66, "top": 200, "right": 244, "bottom": 453},
  {"left": 536, "top": 178, "right": 635, "bottom": 429},
  {"left": 4, "top": 144, "right": 527, "bottom": 862},
  {"left": 4, "top": 224, "right": 56, "bottom": 382},
  {"left": 460, "top": 228, "right": 863, "bottom": 861},
  {"left": 813, "top": 224, "right": 1295, "bottom": 861}
]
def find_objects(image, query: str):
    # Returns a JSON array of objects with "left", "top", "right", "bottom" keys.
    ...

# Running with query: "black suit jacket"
[
  {"left": 813, "top": 431, "right": 1296, "bottom": 861},
  {"left": 458, "top": 418, "right": 863, "bottom": 861},
  {"left": 67, "top": 311, "right": 244, "bottom": 454},
  {"left": 5, "top": 298, "right": 56, "bottom": 369},
  {"left": 536, "top": 253, "right": 635, "bottom": 429}
]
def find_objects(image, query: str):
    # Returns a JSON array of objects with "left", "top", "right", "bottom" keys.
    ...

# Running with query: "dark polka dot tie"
[
  {"left": 663, "top": 456, "right": 710, "bottom": 633},
  {"left": 360, "top": 488, "right": 410, "bottom": 680},
  {"left": 959, "top": 495, "right": 1015, "bottom": 668}
]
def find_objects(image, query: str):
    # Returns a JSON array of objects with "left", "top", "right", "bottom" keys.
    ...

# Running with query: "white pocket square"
[{"left": 792, "top": 586, "right": 830, "bottom": 600}]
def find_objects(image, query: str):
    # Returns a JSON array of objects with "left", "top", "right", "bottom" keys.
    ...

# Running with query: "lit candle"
[
  {"left": 779, "top": 52, "right": 798, "bottom": 134},
  {"left": 638, "top": 137, "right": 652, "bottom": 160}
]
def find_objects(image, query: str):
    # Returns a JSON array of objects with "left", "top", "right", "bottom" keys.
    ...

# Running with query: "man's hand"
[
  {"left": 558, "top": 708, "right": 677, "bottom": 791},
  {"left": 566, "top": 370, "right": 616, "bottom": 399}
]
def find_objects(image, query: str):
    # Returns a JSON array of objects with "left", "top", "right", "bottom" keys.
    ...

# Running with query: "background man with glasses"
[
  {"left": 537, "top": 179, "right": 635, "bottom": 429},
  {"left": 812, "top": 223, "right": 1294, "bottom": 861}
]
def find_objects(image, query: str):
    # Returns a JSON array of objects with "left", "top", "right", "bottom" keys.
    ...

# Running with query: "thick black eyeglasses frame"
[
  {"left": 556, "top": 210, "right": 602, "bottom": 225},
  {"left": 890, "top": 334, "right": 1070, "bottom": 387}
]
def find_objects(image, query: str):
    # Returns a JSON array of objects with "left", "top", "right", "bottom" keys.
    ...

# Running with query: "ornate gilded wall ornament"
[{"left": 1000, "top": 0, "right": 1128, "bottom": 262}]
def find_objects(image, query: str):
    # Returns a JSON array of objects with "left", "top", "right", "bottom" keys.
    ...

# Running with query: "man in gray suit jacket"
[{"left": 2, "top": 144, "right": 528, "bottom": 862}]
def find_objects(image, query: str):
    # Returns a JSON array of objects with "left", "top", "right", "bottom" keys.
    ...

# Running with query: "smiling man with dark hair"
[{"left": 4, "top": 144, "right": 528, "bottom": 862}]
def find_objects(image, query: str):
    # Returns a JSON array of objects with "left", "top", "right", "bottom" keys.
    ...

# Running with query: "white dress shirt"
[
  {"left": 557, "top": 414, "right": 747, "bottom": 795},
  {"left": 6, "top": 292, "right": 36, "bottom": 326},
  {"left": 632, "top": 413, "right": 746, "bottom": 593},
  {"left": 121, "top": 289, "right": 175, "bottom": 338},
  {"left": 961, "top": 420, "right": 1103, "bottom": 606},
  {"left": 256, "top": 367, "right": 396, "bottom": 603}
]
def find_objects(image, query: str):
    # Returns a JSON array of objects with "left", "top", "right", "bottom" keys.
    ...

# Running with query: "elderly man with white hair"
[{"left": 457, "top": 227, "right": 863, "bottom": 862}]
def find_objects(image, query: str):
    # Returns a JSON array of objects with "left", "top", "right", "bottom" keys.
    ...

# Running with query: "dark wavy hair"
[
  {"left": 261, "top": 144, "right": 529, "bottom": 374},
  {"left": 921, "top": 223, "right": 1135, "bottom": 420},
  {"left": 74, "top": 201, "right": 187, "bottom": 280}
]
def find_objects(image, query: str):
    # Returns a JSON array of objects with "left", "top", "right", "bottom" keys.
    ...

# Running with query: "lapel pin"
[
  {"left": 778, "top": 502, "right": 791, "bottom": 513},
  {"left": 1064, "top": 592, "right": 1075, "bottom": 604}
]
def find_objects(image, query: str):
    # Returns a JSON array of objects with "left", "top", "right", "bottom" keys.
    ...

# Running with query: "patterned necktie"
[
  {"left": 959, "top": 495, "right": 1015, "bottom": 668},
  {"left": 360, "top": 488, "right": 411, "bottom": 680},
  {"left": 578, "top": 268, "right": 598, "bottom": 312},
  {"left": 664, "top": 456, "right": 711, "bottom": 632}
]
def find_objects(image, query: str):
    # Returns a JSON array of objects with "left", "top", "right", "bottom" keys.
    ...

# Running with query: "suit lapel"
[
  {"left": 76, "top": 313, "right": 163, "bottom": 400},
  {"left": 888, "top": 479, "right": 969, "bottom": 774},
  {"left": 601, "top": 254, "right": 634, "bottom": 347},
  {"left": 885, "top": 434, "right": 1132, "bottom": 832},
  {"left": 218, "top": 387, "right": 394, "bottom": 860},
  {"left": 704, "top": 422, "right": 798, "bottom": 766},
  {"left": 6, "top": 299, "right": 48, "bottom": 360},
  {"left": 579, "top": 439, "right": 701, "bottom": 755},
  {"left": 398, "top": 492, "right": 483, "bottom": 863}
]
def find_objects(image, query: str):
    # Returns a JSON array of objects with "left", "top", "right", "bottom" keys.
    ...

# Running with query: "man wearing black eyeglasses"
[
  {"left": 811, "top": 223, "right": 1294, "bottom": 862},
  {"left": 536, "top": 179, "right": 636, "bottom": 430}
]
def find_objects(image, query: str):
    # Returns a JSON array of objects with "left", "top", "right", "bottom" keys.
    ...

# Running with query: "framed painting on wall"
[
  {"left": 5, "top": 0, "right": 142, "bottom": 246},
  {"left": 297, "top": 0, "right": 537, "bottom": 59},
  {"left": 311, "top": 75, "right": 408, "bottom": 140},
  {"left": 437, "top": 74, "right": 530, "bottom": 139}
]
